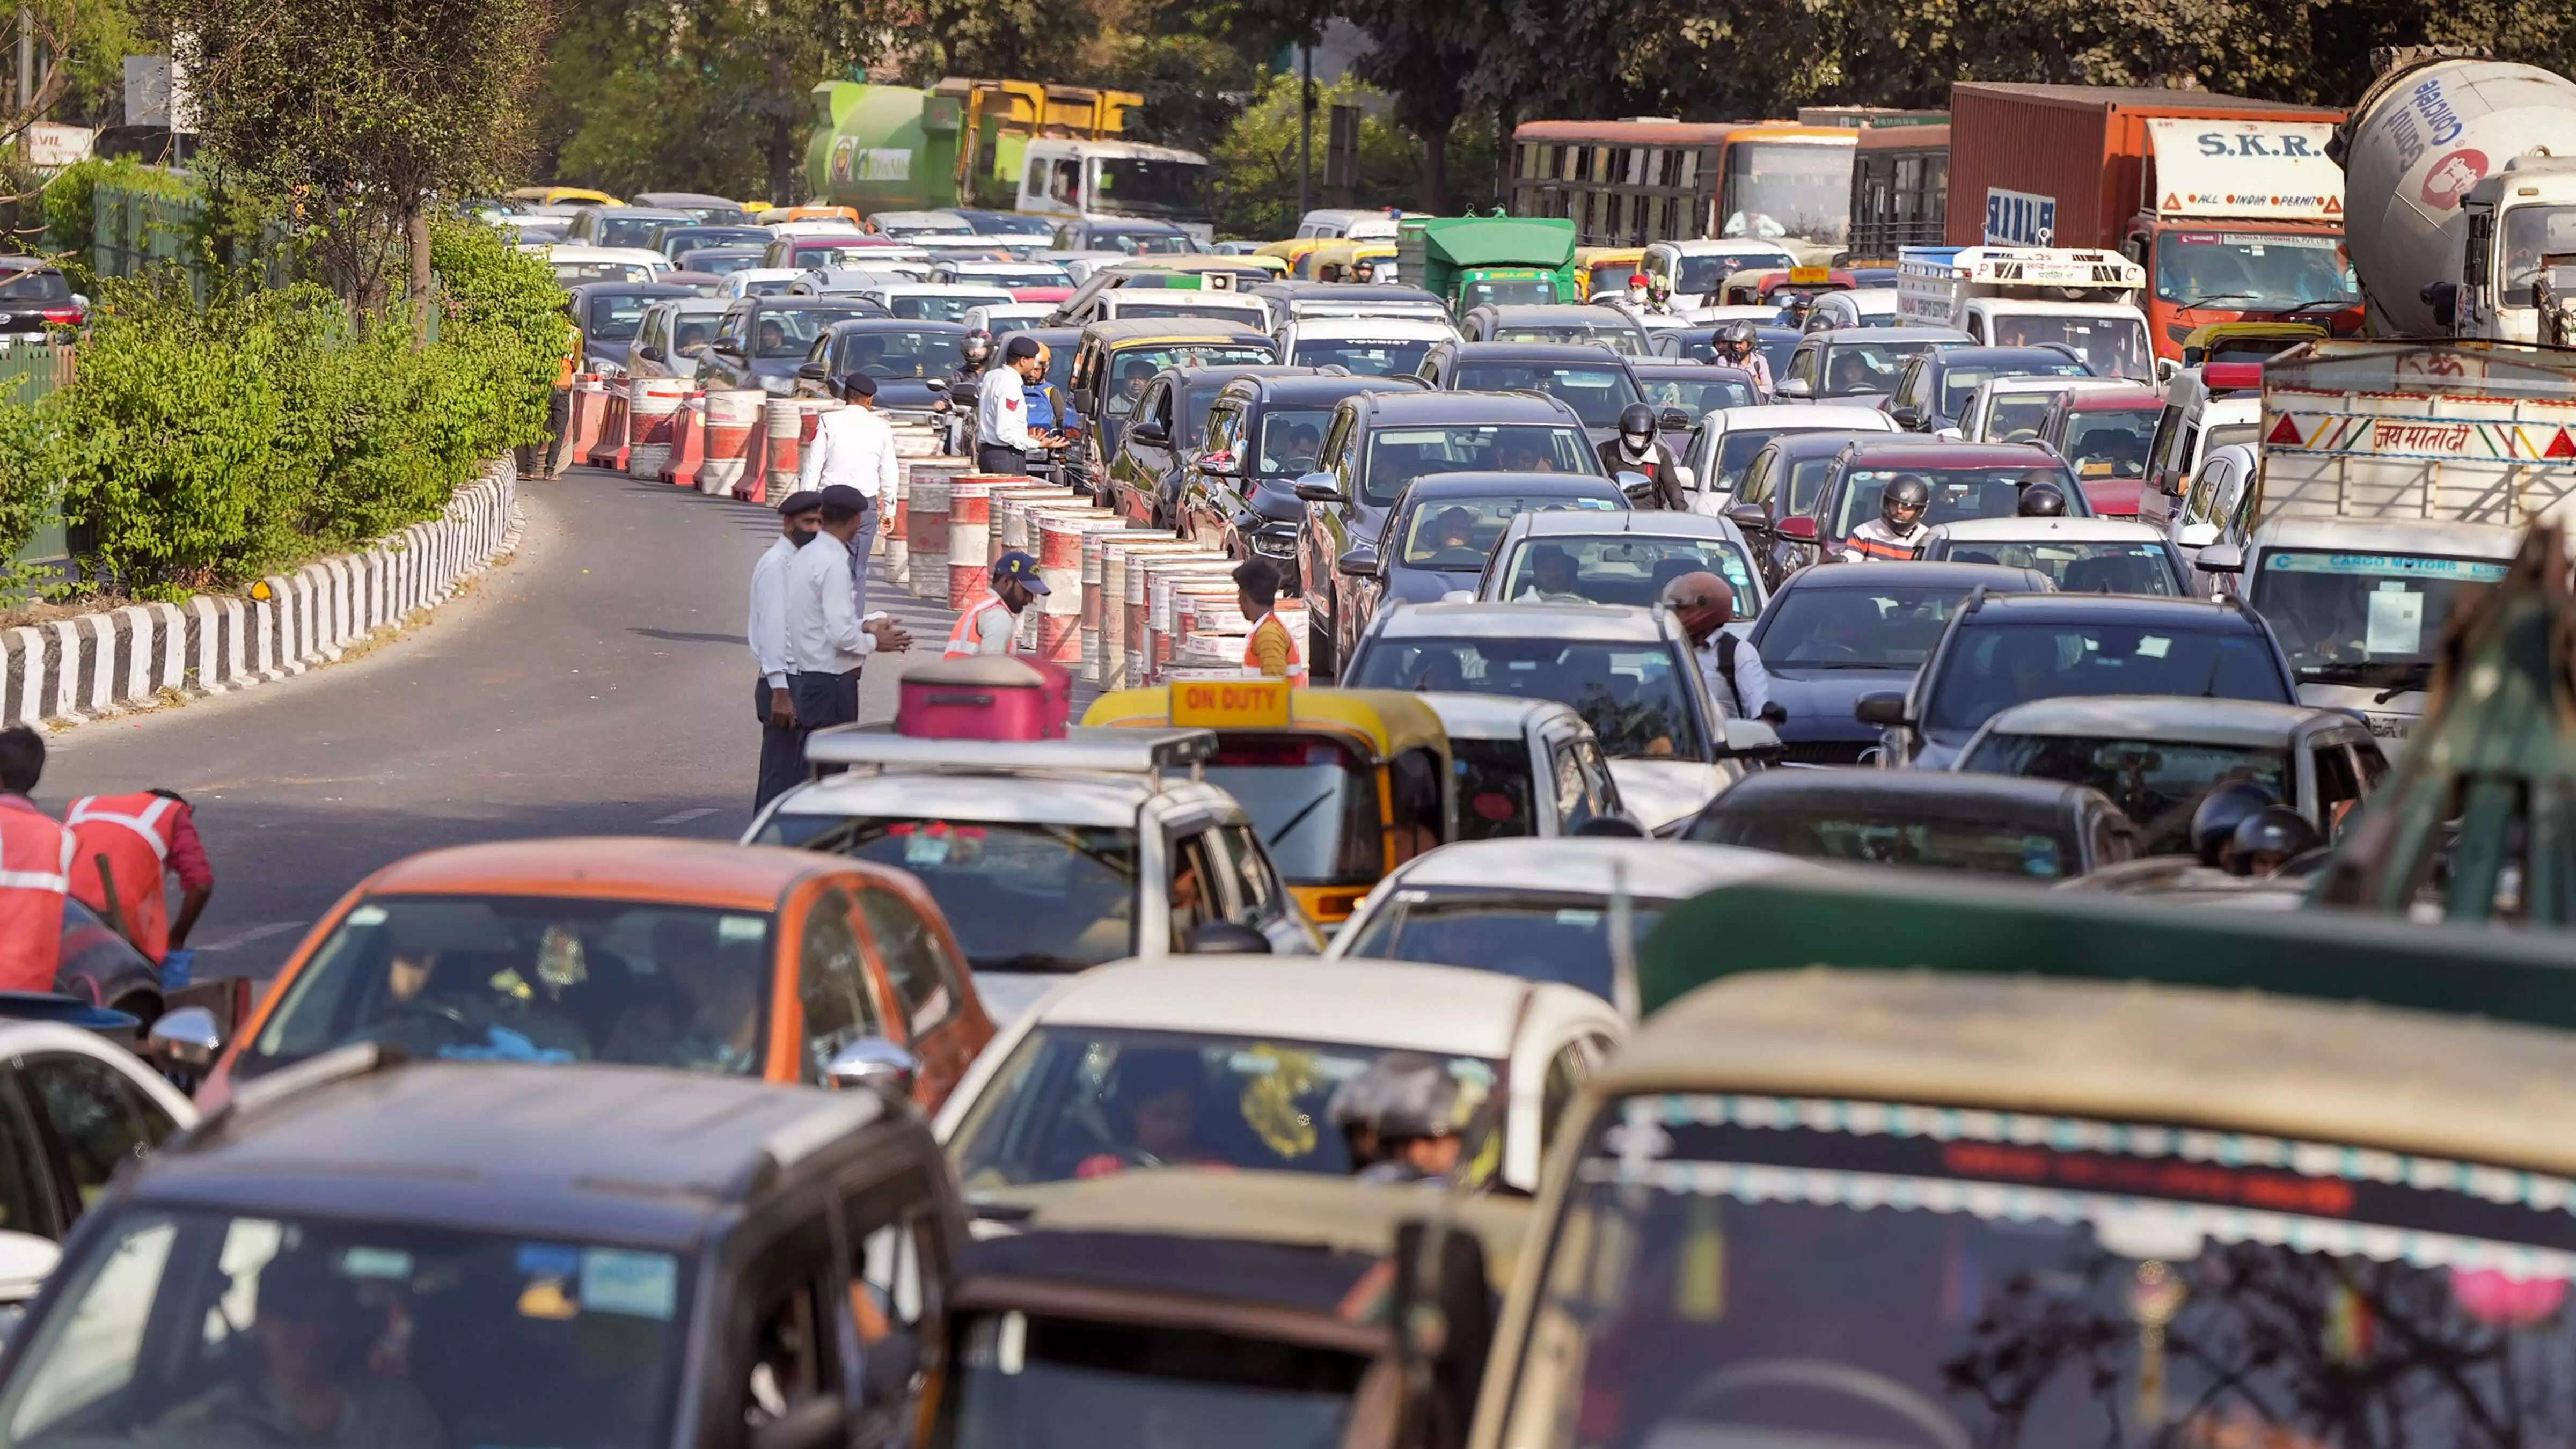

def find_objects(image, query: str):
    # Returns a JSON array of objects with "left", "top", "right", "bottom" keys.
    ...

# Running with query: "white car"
[
  {"left": 723, "top": 268, "right": 805, "bottom": 299},
  {"left": 868, "top": 209, "right": 975, "bottom": 237},
  {"left": 627, "top": 297, "right": 733, "bottom": 384},
  {"left": 791, "top": 266, "right": 929, "bottom": 296},
  {"left": 932, "top": 956, "right": 1626, "bottom": 1196},
  {"left": 853, "top": 283, "right": 1016, "bottom": 324},
  {"left": 1645, "top": 239, "right": 1801, "bottom": 308},
  {"left": 545, "top": 245, "right": 669, "bottom": 286},
  {"left": 1274, "top": 313, "right": 1458, "bottom": 377},
  {"left": 1326, "top": 837, "right": 1802, "bottom": 1002},
  {"left": 1682, "top": 403, "right": 1898, "bottom": 513},
  {"left": 1095, "top": 289, "right": 1272, "bottom": 331},
  {"left": 1954, "top": 374, "right": 2139, "bottom": 443},
  {"left": 931, "top": 259, "right": 1072, "bottom": 291},
  {"left": 962, "top": 302, "right": 1057, "bottom": 336},
  {"left": 1918, "top": 516, "right": 2193, "bottom": 595},
  {"left": 1474, "top": 508, "right": 1768, "bottom": 622},
  {"left": 1416, "top": 694, "right": 1630, "bottom": 840},
  {"left": 762, "top": 219, "right": 870, "bottom": 240},
  {"left": 1802, "top": 290, "right": 1901, "bottom": 331}
]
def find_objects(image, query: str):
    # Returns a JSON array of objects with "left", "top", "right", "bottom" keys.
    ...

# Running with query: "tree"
[
  {"left": 160, "top": 0, "right": 555, "bottom": 327},
  {"left": 1340, "top": 0, "right": 1483, "bottom": 211},
  {"left": 1210, "top": 72, "right": 1415, "bottom": 235}
]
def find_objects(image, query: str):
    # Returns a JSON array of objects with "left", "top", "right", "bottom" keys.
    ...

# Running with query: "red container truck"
[{"left": 1944, "top": 83, "right": 2356, "bottom": 361}]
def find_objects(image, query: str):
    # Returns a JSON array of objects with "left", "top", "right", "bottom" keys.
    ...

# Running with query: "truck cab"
[
  {"left": 1894, "top": 245, "right": 2155, "bottom": 381},
  {"left": 2118, "top": 117, "right": 2359, "bottom": 358},
  {"left": 2454, "top": 156, "right": 2576, "bottom": 343},
  {"left": 1015, "top": 137, "right": 1216, "bottom": 247},
  {"left": 1396, "top": 216, "right": 1579, "bottom": 316}
]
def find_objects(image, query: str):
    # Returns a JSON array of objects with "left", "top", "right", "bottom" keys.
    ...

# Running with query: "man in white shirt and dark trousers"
[
  {"left": 786, "top": 485, "right": 913, "bottom": 750},
  {"left": 1659, "top": 572, "right": 1782, "bottom": 724},
  {"left": 799, "top": 374, "right": 901, "bottom": 617},
  {"left": 975, "top": 336, "right": 1063, "bottom": 474},
  {"left": 750, "top": 491, "right": 825, "bottom": 811}
]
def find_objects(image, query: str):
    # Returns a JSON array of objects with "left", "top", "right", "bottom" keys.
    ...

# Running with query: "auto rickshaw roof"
[
  {"left": 1596, "top": 964, "right": 2576, "bottom": 1180},
  {"left": 1082, "top": 686, "right": 1451, "bottom": 763}
]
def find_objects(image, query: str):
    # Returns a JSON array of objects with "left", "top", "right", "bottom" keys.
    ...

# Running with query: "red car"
[{"left": 2036, "top": 385, "right": 2164, "bottom": 518}]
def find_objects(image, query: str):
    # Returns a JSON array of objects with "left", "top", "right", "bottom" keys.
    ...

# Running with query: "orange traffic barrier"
[
  {"left": 586, "top": 387, "right": 631, "bottom": 471},
  {"left": 703, "top": 391, "right": 762, "bottom": 496},
  {"left": 626, "top": 378, "right": 690, "bottom": 480},
  {"left": 662, "top": 392, "right": 708, "bottom": 488},
  {"left": 564, "top": 379, "right": 609, "bottom": 471},
  {"left": 738, "top": 406, "right": 769, "bottom": 504}
]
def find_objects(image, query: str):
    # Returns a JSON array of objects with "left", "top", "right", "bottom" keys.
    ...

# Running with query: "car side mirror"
[
  {"left": 1854, "top": 692, "right": 1911, "bottom": 728},
  {"left": 711, "top": 338, "right": 743, "bottom": 355},
  {"left": 822, "top": 1037, "right": 918, "bottom": 1097},
  {"left": 2421, "top": 281, "right": 2461, "bottom": 330},
  {"left": 637, "top": 345, "right": 665, "bottom": 362},
  {"left": 1775, "top": 377, "right": 1812, "bottom": 399},
  {"left": 2198, "top": 543, "right": 2246, "bottom": 574},
  {"left": 1715, "top": 718, "right": 1785, "bottom": 759},
  {"left": 0, "top": 1228, "right": 60, "bottom": 1306},
  {"left": 1673, "top": 463, "right": 1695, "bottom": 491},
  {"left": 1130, "top": 421, "right": 1170, "bottom": 447},
  {"left": 2177, "top": 522, "right": 2221, "bottom": 550},
  {"left": 2155, "top": 357, "right": 2180, "bottom": 383},
  {"left": 1659, "top": 407, "right": 1692, "bottom": 431},
  {"left": 1891, "top": 404, "right": 1923, "bottom": 429},
  {"left": 1336, "top": 544, "right": 1380, "bottom": 578},
  {"left": 1933, "top": 426, "right": 1963, "bottom": 442},
  {"left": 1614, "top": 469, "right": 1653, "bottom": 501},
  {"left": 1725, "top": 504, "right": 1772, "bottom": 536},
  {"left": 796, "top": 361, "right": 828, "bottom": 380},
  {"left": 923, "top": 378, "right": 949, "bottom": 394},
  {"left": 1775, "top": 516, "right": 1820, "bottom": 543},
  {"left": 1072, "top": 385, "right": 1096, "bottom": 412},
  {"left": 1196, "top": 449, "right": 1242, "bottom": 477},
  {"left": 1293, "top": 472, "right": 1346, "bottom": 504},
  {"left": 1187, "top": 920, "right": 1274, "bottom": 954},
  {"left": 147, "top": 1006, "right": 222, "bottom": 1068},
  {"left": 1388, "top": 1218, "right": 1499, "bottom": 1426}
]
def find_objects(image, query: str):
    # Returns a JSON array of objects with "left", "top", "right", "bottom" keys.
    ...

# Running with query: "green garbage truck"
[{"left": 1396, "top": 215, "right": 1579, "bottom": 314}]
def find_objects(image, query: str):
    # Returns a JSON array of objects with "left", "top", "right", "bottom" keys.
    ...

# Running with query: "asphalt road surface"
[{"left": 42, "top": 466, "right": 963, "bottom": 978}]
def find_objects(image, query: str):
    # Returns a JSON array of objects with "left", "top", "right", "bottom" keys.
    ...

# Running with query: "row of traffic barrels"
[{"left": 562, "top": 378, "right": 947, "bottom": 500}]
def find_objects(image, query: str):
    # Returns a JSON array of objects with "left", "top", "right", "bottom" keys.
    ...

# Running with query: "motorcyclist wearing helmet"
[
  {"left": 2018, "top": 481, "right": 2069, "bottom": 518},
  {"left": 1643, "top": 274, "right": 1677, "bottom": 316},
  {"left": 2230, "top": 806, "right": 2321, "bottom": 878},
  {"left": 1597, "top": 402, "right": 1687, "bottom": 509},
  {"left": 933, "top": 329, "right": 996, "bottom": 449},
  {"left": 1841, "top": 474, "right": 1933, "bottom": 562},
  {"left": 1327, "top": 1051, "right": 1470, "bottom": 1187},
  {"left": 1775, "top": 290, "right": 1815, "bottom": 330},
  {"left": 1716, "top": 321, "right": 1774, "bottom": 396},
  {"left": 2189, "top": 780, "right": 2277, "bottom": 872}
]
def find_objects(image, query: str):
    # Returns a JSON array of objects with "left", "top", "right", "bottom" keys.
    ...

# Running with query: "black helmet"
[
  {"left": 1326, "top": 1051, "right": 1466, "bottom": 1144},
  {"left": 1881, "top": 474, "right": 1930, "bottom": 530},
  {"left": 961, "top": 329, "right": 993, "bottom": 362},
  {"left": 2230, "top": 806, "right": 2321, "bottom": 876},
  {"left": 2190, "top": 780, "right": 2277, "bottom": 868},
  {"left": 2018, "top": 481, "right": 2068, "bottom": 517},
  {"left": 1618, "top": 402, "right": 1656, "bottom": 441}
]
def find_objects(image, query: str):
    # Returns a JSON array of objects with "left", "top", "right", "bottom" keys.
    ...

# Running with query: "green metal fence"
[
  {"left": 87, "top": 180, "right": 295, "bottom": 295},
  {"left": 0, "top": 345, "right": 74, "bottom": 583}
]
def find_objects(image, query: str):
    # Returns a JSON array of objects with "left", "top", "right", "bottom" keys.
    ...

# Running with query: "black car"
[
  {"left": 0, "top": 259, "right": 83, "bottom": 338},
  {"left": 1291, "top": 390, "right": 1598, "bottom": 679},
  {"left": 1745, "top": 560, "right": 2052, "bottom": 766},
  {"left": 674, "top": 245, "right": 769, "bottom": 277},
  {"left": 696, "top": 298, "right": 891, "bottom": 394},
  {"left": 653, "top": 224, "right": 769, "bottom": 263},
  {"left": 1630, "top": 361, "right": 1762, "bottom": 427},
  {"left": 0, "top": 1054, "right": 967, "bottom": 1448},
  {"left": 1179, "top": 371, "right": 1427, "bottom": 590},
  {"left": 1344, "top": 469, "right": 1629, "bottom": 625},
  {"left": 565, "top": 281, "right": 696, "bottom": 374},
  {"left": 1884, "top": 345, "right": 2095, "bottom": 434},
  {"left": 1859, "top": 591, "right": 2301, "bottom": 770},
  {"left": 1415, "top": 341, "right": 1657, "bottom": 449},
  {"left": 1100, "top": 363, "right": 1311, "bottom": 528},
  {"left": 1684, "top": 768, "right": 2138, "bottom": 881},
  {"left": 1776, "top": 326, "right": 1973, "bottom": 405},
  {"left": 795, "top": 318, "right": 971, "bottom": 416},
  {"left": 1727, "top": 430, "right": 1895, "bottom": 584},
  {"left": 955, "top": 208, "right": 1057, "bottom": 237}
]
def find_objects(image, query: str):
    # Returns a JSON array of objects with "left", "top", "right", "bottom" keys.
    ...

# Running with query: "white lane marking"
[
  {"left": 651, "top": 807, "right": 720, "bottom": 826},
  {"left": 195, "top": 920, "right": 308, "bottom": 953}
]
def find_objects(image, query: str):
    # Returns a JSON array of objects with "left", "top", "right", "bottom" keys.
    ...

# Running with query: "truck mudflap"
[{"left": 2256, "top": 338, "right": 2576, "bottom": 529}]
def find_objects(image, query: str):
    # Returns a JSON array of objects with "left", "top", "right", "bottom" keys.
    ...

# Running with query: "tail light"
[{"left": 38, "top": 307, "right": 80, "bottom": 325}]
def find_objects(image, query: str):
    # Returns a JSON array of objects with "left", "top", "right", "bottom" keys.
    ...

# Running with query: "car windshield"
[
  {"left": 1348, "top": 639, "right": 1702, "bottom": 759},
  {"left": 889, "top": 293, "right": 1006, "bottom": 323},
  {"left": 1677, "top": 253, "right": 1794, "bottom": 293},
  {"left": 1490, "top": 326, "right": 1647, "bottom": 357},
  {"left": 833, "top": 328, "right": 962, "bottom": 379},
  {"left": 1818, "top": 338, "right": 1949, "bottom": 397},
  {"left": 1461, "top": 278, "right": 1558, "bottom": 309},
  {"left": 949, "top": 1024, "right": 1497, "bottom": 1188},
  {"left": 1714, "top": 427, "right": 1843, "bottom": 491},
  {"left": 753, "top": 815, "right": 1138, "bottom": 973},
  {"left": 1757, "top": 584, "right": 1983, "bottom": 670},
  {"left": 1402, "top": 493, "right": 1620, "bottom": 570},
  {"left": 1448, "top": 737, "right": 1538, "bottom": 840},
  {"left": 1111, "top": 301, "right": 1267, "bottom": 326},
  {"left": 683, "top": 250, "right": 764, "bottom": 276},
  {"left": 1990, "top": 313, "right": 2151, "bottom": 380},
  {"left": 1094, "top": 229, "right": 1194, "bottom": 255},
  {"left": 2247, "top": 548, "right": 2508, "bottom": 695},
  {"left": 1923, "top": 621, "right": 2291, "bottom": 735},
  {"left": 669, "top": 313, "right": 722, "bottom": 356},
  {"left": 748, "top": 308, "right": 845, "bottom": 358},
  {"left": 1981, "top": 389, "right": 2065, "bottom": 442},
  {"left": 2157, "top": 230, "right": 2359, "bottom": 311},
  {"left": 953, "top": 269, "right": 1065, "bottom": 288},
  {"left": 1254, "top": 408, "right": 1331, "bottom": 474},
  {"left": 1104, "top": 346, "right": 1274, "bottom": 416},
  {"left": 943, "top": 1309, "right": 1367, "bottom": 1449},
  {"left": 0, "top": 268, "right": 68, "bottom": 302},
  {"left": 1517, "top": 1095, "right": 2576, "bottom": 1449},
  {"left": 1360, "top": 425, "right": 1593, "bottom": 506},
  {"left": 2061, "top": 405, "right": 2161, "bottom": 480},
  {"left": 0, "top": 1208, "right": 685, "bottom": 1449},
  {"left": 1721, "top": 141, "right": 1854, "bottom": 245},
  {"left": 1338, "top": 890, "right": 1659, "bottom": 999},
  {"left": 233, "top": 895, "right": 773, "bottom": 1079},
  {"left": 1832, "top": 464, "right": 2083, "bottom": 540},
  {"left": 662, "top": 228, "right": 763, "bottom": 259},
  {"left": 1290, "top": 338, "right": 1436, "bottom": 376},
  {"left": 583, "top": 295, "right": 657, "bottom": 340},
  {"left": 1938, "top": 360, "right": 2094, "bottom": 422},
  {"left": 1200, "top": 736, "right": 1381, "bottom": 887},
  {"left": 1638, "top": 373, "right": 1756, "bottom": 416},
  {"left": 793, "top": 244, "right": 892, "bottom": 269},
  {"left": 1453, "top": 363, "right": 1642, "bottom": 429},
  {"left": 1503, "top": 536, "right": 1756, "bottom": 608},
  {"left": 556, "top": 261, "right": 655, "bottom": 286},
  {"left": 1691, "top": 797, "right": 2083, "bottom": 877},
  {"left": 1937, "top": 537, "right": 2177, "bottom": 594},
  {"left": 741, "top": 275, "right": 796, "bottom": 297},
  {"left": 1089, "top": 157, "right": 1211, "bottom": 220},
  {"left": 1962, "top": 731, "right": 2293, "bottom": 851}
]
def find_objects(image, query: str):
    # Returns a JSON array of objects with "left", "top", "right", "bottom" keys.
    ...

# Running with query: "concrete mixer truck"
[{"left": 2336, "top": 53, "right": 2576, "bottom": 340}]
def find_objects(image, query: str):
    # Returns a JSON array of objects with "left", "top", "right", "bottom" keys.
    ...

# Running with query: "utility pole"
[
  {"left": 16, "top": 8, "right": 32, "bottom": 113},
  {"left": 1294, "top": 21, "right": 1313, "bottom": 225}
]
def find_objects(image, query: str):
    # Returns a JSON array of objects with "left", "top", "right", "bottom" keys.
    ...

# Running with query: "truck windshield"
[
  {"left": 1088, "top": 157, "right": 1211, "bottom": 222},
  {"left": 1989, "top": 313, "right": 2151, "bottom": 380},
  {"left": 754, "top": 815, "right": 1141, "bottom": 972},
  {"left": 1462, "top": 277, "right": 1559, "bottom": 308},
  {"left": 1720, "top": 142, "right": 1855, "bottom": 245},
  {"left": 2155, "top": 231, "right": 2357, "bottom": 311},
  {"left": 2502, "top": 204, "right": 2576, "bottom": 301},
  {"left": 2248, "top": 548, "right": 2508, "bottom": 696},
  {"left": 1511, "top": 1094, "right": 2576, "bottom": 1449}
]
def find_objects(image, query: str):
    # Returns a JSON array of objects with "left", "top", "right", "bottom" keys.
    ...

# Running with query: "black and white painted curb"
[{"left": 0, "top": 459, "right": 522, "bottom": 727}]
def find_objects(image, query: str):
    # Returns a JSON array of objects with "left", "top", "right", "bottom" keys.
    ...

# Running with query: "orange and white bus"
[{"left": 1508, "top": 119, "right": 1858, "bottom": 258}]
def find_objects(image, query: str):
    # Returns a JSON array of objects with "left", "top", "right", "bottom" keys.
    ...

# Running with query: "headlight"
[{"left": 760, "top": 375, "right": 797, "bottom": 394}]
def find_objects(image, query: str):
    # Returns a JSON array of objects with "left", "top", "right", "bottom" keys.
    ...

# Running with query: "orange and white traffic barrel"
[
  {"left": 908, "top": 473, "right": 953, "bottom": 597},
  {"left": 946, "top": 476, "right": 997, "bottom": 610},
  {"left": 626, "top": 378, "right": 690, "bottom": 481},
  {"left": 701, "top": 391, "right": 763, "bottom": 496}
]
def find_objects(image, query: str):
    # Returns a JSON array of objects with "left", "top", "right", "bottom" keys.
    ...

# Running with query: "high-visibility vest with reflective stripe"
[
  {"left": 66, "top": 793, "right": 175, "bottom": 963},
  {"left": 943, "top": 593, "right": 1014, "bottom": 659},
  {"left": 1242, "top": 612, "right": 1307, "bottom": 683},
  {"left": 0, "top": 802, "right": 69, "bottom": 992}
]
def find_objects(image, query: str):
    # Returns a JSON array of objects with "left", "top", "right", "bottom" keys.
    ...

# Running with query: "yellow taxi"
[
  {"left": 504, "top": 186, "right": 620, "bottom": 207},
  {"left": 1311, "top": 238, "right": 1396, "bottom": 283},
  {"left": 1256, "top": 237, "right": 1329, "bottom": 278},
  {"left": 1082, "top": 682, "right": 1454, "bottom": 924},
  {"left": 1574, "top": 246, "right": 1648, "bottom": 300}
]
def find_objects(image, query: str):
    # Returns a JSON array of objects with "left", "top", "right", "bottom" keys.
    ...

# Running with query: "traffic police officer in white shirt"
[
  {"left": 750, "top": 490, "right": 824, "bottom": 810},
  {"left": 786, "top": 485, "right": 913, "bottom": 743},
  {"left": 799, "top": 373, "right": 901, "bottom": 615},
  {"left": 975, "top": 335, "right": 1064, "bottom": 473}
]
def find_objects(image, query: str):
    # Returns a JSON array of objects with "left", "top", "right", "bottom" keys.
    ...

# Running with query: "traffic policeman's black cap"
[
  {"left": 818, "top": 484, "right": 870, "bottom": 512},
  {"left": 838, "top": 372, "right": 878, "bottom": 399},
  {"left": 776, "top": 489, "right": 823, "bottom": 515},
  {"left": 1004, "top": 335, "right": 1042, "bottom": 362}
]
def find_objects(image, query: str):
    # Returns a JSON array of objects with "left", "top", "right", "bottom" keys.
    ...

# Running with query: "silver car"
[{"left": 627, "top": 297, "right": 733, "bottom": 384}]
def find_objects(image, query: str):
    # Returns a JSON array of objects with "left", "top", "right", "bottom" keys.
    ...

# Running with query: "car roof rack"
[{"left": 804, "top": 724, "right": 1218, "bottom": 778}]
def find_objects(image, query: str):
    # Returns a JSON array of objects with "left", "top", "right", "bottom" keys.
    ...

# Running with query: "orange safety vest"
[
  {"left": 943, "top": 592, "right": 1015, "bottom": 659},
  {"left": 1242, "top": 612, "right": 1308, "bottom": 683},
  {"left": 65, "top": 793, "right": 176, "bottom": 963},
  {"left": 0, "top": 799, "right": 70, "bottom": 992}
]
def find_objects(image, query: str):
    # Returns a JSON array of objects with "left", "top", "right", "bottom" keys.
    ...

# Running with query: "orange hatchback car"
[{"left": 194, "top": 838, "right": 994, "bottom": 1113}]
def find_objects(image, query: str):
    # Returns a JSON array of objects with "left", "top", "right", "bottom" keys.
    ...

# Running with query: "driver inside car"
[
  {"left": 378, "top": 946, "right": 587, "bottom": 1063},
  {"left": 1076, "top": 1049, "right": 1225, "bottom": 1175},
  {"left": 155, "top": 1251, "right": 445, "bottom": 1449}
]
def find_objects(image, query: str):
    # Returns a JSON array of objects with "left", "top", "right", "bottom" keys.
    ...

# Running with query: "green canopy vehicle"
[{"left": 1398, "top": 215, "right": 1578, "bottom": 316}]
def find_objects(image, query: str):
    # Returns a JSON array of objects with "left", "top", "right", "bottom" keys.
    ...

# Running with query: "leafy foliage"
[{"left": 1211, "top": 74, "right": 1417, "bottom": 238}]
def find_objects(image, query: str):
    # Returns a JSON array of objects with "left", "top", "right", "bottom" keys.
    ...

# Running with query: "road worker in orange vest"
[
  {"left": 1234, "top": 558, "right": 1306, "bottom": 682},
  {"left": 0, "top": 725, "right": 70, "bottom": 993},
  {"left": 67, "top": 786, "right": 213, "bottom": 986},
  {"left": 943, "top": 550, "right": 1049, "bottom": 658}
]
